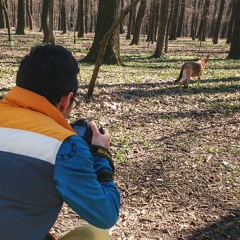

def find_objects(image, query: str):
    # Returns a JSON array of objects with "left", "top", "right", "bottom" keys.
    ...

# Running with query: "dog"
[{"left": 174, "top": 55, "right": 209, "bottom": 88}]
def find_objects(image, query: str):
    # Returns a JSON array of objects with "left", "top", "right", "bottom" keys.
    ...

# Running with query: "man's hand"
[{"left": 89, "top": 121, "right": 110, "bottom": 149}]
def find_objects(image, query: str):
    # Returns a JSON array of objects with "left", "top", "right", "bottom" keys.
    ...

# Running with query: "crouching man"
[{"left": 0, "top": 45, "right": 120, "bottom": 240}]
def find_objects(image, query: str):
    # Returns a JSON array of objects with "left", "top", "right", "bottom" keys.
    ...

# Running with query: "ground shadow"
[{"left": 183, "top": 210, "right": 240, "bottom": 240}]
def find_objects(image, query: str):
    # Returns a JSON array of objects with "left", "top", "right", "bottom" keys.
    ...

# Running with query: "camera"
[{"left": 71, "top": 118, "right": 104, "bottom": 144}]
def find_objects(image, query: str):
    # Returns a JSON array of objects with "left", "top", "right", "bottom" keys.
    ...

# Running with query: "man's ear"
[{"left": 56, "top": 92, "right": 73, "bottom": 114}]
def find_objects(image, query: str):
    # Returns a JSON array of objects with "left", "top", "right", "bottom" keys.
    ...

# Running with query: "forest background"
[{"left": 0, "top": 0, "right": 240, "bottom": 239}]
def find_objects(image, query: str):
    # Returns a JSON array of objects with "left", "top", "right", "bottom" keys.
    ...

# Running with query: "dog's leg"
[{"left": 197, "top": 76, "right": 201, "bottom": 86}]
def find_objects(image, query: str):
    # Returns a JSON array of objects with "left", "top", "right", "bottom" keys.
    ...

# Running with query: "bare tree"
[
  {"left": 169, "top": 0, "right": 179, "bottom": 40},
  {"left": 81, "top": 0, "right": 121, "bottom": 64},
  {"left": 227, "top": 0, "right": 240, "bottom": 59},
  {"left": 177, "top": 0, "right": 185, "bottom": 37},
  {"left": 77, "top": 0, "right": 84, "bottom": 37},
  {"left": 41, "top": 0, "right": 55, "bottom": 44},
  {"left": 197, "top": 0, "right": 210, "bottom": 41},
  {"left": 126, "top": 0, "right": 136, "bottom": 40},
  {"left": 26, "top": 0, "right": 33, "bottom": 30},
  {"left": 16, "top": 0, "right": 25, "bottom": 35},
  {"left": 130, "top": 0, "right": 146, "bottom": 45},
  {"left": 0, "top": 0, "right": 11, "bottom": 40},
  {"left": 85, "top": 0, "right": 88, "bottom": 33},
  {"left": 213, "top": 0, "right": 225, "bottom": 44},
  {"left": 0, "top": 1, "right": 5, "bottom": 28},
  {"left": 87, "top": 0, "right": 141, "bottom": 98},
  {"left": 190, "top": 0, "right": 197, "bottom": 40},
  {"left": 152, "top": 0, "right": 169, "bottom": 57}
]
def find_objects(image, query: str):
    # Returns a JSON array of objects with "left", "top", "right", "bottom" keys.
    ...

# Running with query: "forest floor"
[{"left": 0, "top": 29, "right": 240, "bottom": 240}]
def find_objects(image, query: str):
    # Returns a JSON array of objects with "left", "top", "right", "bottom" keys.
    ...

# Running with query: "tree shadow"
[
  {"left": 78, "top": 76, "right": 240, "bottom": 100},
  {"left": 183, "top": 210, "right": 240, "bottom": 240}
]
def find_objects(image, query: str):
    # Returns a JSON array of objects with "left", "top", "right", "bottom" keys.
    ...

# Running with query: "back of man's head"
[{"left": 16, "top": 45, "right": 79, "bottom": 106}]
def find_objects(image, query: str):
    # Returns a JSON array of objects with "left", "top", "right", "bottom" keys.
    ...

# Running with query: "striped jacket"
[{"left": 0, "top": 87, "right": 120, "bottom": 240}]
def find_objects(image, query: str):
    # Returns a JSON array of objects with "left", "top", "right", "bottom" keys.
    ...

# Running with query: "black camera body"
[{"left": 71, "top": 119, "right": 104, "bottom": 144}]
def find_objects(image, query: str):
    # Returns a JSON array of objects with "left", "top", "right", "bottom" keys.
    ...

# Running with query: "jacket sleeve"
[{"left": 54, "top": 135, "right": 120, "bottom": 229}]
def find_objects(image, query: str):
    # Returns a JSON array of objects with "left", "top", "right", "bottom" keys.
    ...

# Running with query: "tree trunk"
[
  {"left": 177, "top": 0, "right": 185, "bottom": 37},
  {"left": 198, "top": 0, "right": 210, "bottom": 41},
  {"left": 209, "top": 0, "right": 218, "bottom": 38},
  {"left": 226, "top": 1, "right": 235, "bottom": 44},
  {"left": 16, "top": 0, "right": 25, "bottom": 35},
  {"left": 190, "top": 0, "right": 197, "bottom": 40},
  {"left": 227, "top": 0, "right": 240, "bottom": 59},
  {"left": 58, "top": 0, "right": 61, "bottom": 30},
  {"left": 152, "top": 0, "right": 169, "bottom": 57},
  {"left": 87, "top": 0, "right": 140, "bottom": 99},
  {"left": 81, "top": 0, "right": 121, "bottom": 64},
  {"left": 85, "top": 0, "right": 88, "bottom": 33},
  {"left": 169, "top": 0, "right": 179, "bottom": 40},
  {"left": 0, "top": 0, "right": 10, "bottom": 40},
  {"left": 126, "top": 0, "right": 135, "bottom": 39},
  {"left": 130, "top": 0, "right": 146, "bottom": 45},
  {"left": 0, "top": 1, "right": 5, "bottom": 28},
  {"left": 146, "top": 0, "right": 157, "bottom": 43},
  {"left": 221, "top": 0, "right": 232, "bottom": 38},
  {"left": 61, "top": 0, "right": 67, "bottom": 34},
  {"left": 77, "top": 0, "right": 84, "bottom": 37},
  {"left": 26, "top": 0, "right": 33, "bottom": 30},
  {"left": 119, "top": 0, "right": 125, "bottom": 34},
  {"left": 41, "top": 0, "right": 55, "bottom": 44},
  {"left": 213, "top": 0, "right": 225, "bottom": 44}
]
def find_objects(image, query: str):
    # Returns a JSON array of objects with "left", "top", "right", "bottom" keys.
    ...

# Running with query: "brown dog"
[{"left": 174, "top": 55, "right": 209, "bottom": 88}]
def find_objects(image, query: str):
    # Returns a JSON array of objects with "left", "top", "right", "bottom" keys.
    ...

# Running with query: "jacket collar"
[{"left": 3, "top": 86, "right": 74, "bottom": 132}]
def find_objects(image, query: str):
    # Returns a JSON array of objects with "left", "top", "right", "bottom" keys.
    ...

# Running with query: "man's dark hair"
[{"left": 16, "top": 45, "right": 79, "bottom": 105}]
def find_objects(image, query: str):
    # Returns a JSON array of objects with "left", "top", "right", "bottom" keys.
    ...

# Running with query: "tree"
[
  {"left": 77, "top": 0, "right": 84, "bottom": 37},
  {"left": 226, "top": 0, "right": 235, "bottom": 43},
  {"left": 227, "top": 0, "right": 240, "bottom": 59},
  {"left": 26, "top": 0, "right": 33, "bottom": 30},
  {"left": 197, "top": 0, "right": 210, "bottom": 41},
  {"left": 85, "top": 0, "right": 89, "bottom": 33},
  {"left": 0, "top": 0, "right": 11, "bottom": 41},
  {"left": 16, "top": 0, "right": 25, "bottom": 35},
  {"left": 177, "top": 0, "right": 185, "bottom": 37},
  {"left": 146, "top": 0, "right": 160, "bottom": 43},
  {"left": 87, "top": 0, "right": 141, "bottom": 98},
  {"left": 41, "top": 0, "right": 55, "bottom": 44},
  {"left": 60, "top": 0, "right": 67, "bottom": 34},
  {"left": 81, "top": 0, "right": 121, "bottom": 64},
  {"left": 0, "top": 1, "right": 5, "bottom": 28},
  {"left": 190, "top": 0, "right": 197, "bottom": 40},
  {"left": 152, "top": 0, "right": 169, "bottom": 57},
  {"left": 213, "top": 0, "right": 225, "bottom": 44},
  {"left": 169, "top": 0, "right": 179, "bottom": 40},
  {"left": 126, "top": 0, "right": 135, "bottom": 40},
  {"left": 130, "top": 0, "right": 147, "bottom": 45}
]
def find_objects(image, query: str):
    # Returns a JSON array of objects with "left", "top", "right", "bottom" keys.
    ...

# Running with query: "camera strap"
[{"left": 89, "top": 145, "right": 115, "bottom": 182}]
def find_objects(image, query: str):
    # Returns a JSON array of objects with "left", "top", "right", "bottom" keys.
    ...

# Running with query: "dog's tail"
[{"left": 174, "top": 67, "right": 183, "bottom": 84}]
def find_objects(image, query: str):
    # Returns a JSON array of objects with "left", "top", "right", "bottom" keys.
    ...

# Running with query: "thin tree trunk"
[
  {"left": 213, "top": 0, "right": 225, "bottom": 44},
  {"left": 169, "top": 0, "right": 179, "bottom": 40},
  {"left": 152, "top": 0, "right": 169, "bottom": 57},
  {"left": 176, "top": 0, "right": 185, "bottom": 37},
  {"left": 77, "top": 0, "right": 84, "bottom": 37},
  {"left": 26, "top": 0, "right": 33, "bottom": 30},
  {"left": 190, "top": 0, "right": 197, "bottom": 40},
  {"left": 41, "top": 0, "right": 55, "bottom": 44},
  {"left": 130, "top": 0, "right": 146, "bottom": 45},
  {"left": 0, "top": 0, "right": 10, "bottom": 40}
]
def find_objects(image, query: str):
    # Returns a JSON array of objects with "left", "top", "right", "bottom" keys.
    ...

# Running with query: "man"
[{"left": 0, "top": 45, "right": 120, "bottom": 240}]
